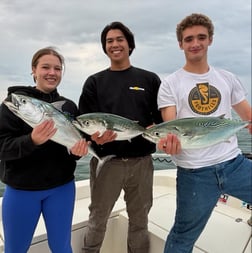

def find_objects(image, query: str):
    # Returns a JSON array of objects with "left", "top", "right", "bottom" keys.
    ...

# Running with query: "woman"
[{"left": 0, "top": 47, "right": 89, "bottom": 253}]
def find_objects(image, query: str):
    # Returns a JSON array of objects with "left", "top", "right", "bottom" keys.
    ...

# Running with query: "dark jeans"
[{"left": 164, "top": 154, "right": 252, "bottom": 253}]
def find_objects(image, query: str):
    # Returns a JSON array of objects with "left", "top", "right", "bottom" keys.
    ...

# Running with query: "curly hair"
[{"left": 176, "top": 13, "right": 214, "bottom": 42}]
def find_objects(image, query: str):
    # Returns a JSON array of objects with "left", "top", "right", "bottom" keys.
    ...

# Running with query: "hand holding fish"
[
  {"left": 70, "top": 139, "right": 90, "bottom": 157},
  {"left": 91, "top": 130, "right": 117, "bottom": 145},
  {"left": 31, "top": 119, "right": 57, "bottom": 145},
  {"left": 73, "top": 112, "right": 145, "bottom": 142},
  {"left": 142, "top": 115, "right": 249, "bottom": 150},
  {"left": 246, "top": 124, "right": 252, "bottom": 134},
  {"left": 157, "top": 133, "right": 181, "bottom": 155}
]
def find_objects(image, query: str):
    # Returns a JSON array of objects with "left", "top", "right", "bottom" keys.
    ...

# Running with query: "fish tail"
[{"left": 96, "top": 155, "right": 115, "bottom": 177}]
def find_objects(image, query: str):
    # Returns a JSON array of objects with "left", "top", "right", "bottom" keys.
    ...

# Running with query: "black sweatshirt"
[
  {"left": 79, "top": 66, "right": 162, "bottom": 158},
  {"left": 0, "top": 86, "right": 80, "bottom": 190}
]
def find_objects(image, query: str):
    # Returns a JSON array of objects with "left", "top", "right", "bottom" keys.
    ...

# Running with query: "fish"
[
  {"left": 73, "top": 112, "right": 145, "bottom": 141},
  {"left": 142, "top": 115, "right": 250, "bottom": 149},
  {"left": 3, "top": 94, "right": 114, "bottom": 172}
]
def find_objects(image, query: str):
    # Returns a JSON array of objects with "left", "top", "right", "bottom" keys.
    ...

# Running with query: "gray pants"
[{"left": 83, "top": 155, "right": 154, "bottom": 253}]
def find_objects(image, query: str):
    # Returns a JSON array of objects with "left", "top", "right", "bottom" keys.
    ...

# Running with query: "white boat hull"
[{"left": 0, "top": 169, "right": 251, "bottom": 253}]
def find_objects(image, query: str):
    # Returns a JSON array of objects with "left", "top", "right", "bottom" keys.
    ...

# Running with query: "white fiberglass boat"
[{"left": 0, "top": 154, "right": 251, "bottom": 253}]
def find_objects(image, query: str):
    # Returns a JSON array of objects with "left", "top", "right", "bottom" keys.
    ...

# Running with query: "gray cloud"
[{"left": 0, "top": 0, "right": 251, "bottom": 103}]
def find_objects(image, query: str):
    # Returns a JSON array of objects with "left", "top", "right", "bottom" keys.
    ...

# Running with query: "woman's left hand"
[{"left": 70, "top": 139, "right": 90, "bottom": 156}]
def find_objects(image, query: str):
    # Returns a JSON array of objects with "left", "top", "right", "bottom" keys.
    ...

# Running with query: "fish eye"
[
  {"left": 154, "top": 132, "right": 160, "bottom": 137},
  {"left": 21, "top": 98, "right": 27, "bottom": 104},
  {"left": 84, "top": 121, "right": 90, "bottom": 126}
]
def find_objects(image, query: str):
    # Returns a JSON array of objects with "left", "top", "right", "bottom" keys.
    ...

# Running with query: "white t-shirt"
[{"left": 158, "top": 66, "right": 247, "bottom": 168}]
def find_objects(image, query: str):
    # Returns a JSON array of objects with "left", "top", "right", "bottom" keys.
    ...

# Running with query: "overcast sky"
[{"left": 0, "top": 0, "right": 251, "bottom": 104}]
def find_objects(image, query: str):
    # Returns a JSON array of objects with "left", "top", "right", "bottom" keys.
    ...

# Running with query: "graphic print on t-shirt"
[{"left": 188, "top": 82, "right": 221, "bottom": 115}]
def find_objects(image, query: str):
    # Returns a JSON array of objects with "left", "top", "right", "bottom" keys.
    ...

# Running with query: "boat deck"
[{"left": 0, "top": 169, "right": 251, "bottom": 253}]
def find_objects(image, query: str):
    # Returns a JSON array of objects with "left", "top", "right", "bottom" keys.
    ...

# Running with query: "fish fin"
[
  {"left": 88, "top": 144, "right": 115, "bottom": 177},
  {"left": 182, "top": 130, "right": 195, "bottom": 137},
  {"left": 51, "top": 101, "right": 66, "bottom": 111},
  {"left": 103, "top": 120, "right": 109, "bottom": 128},
  {"left": 44, "top": 112, "right": 57, "bottom": 117},
  {"left": 174, "top": 126, "right": 194, "bottom": 138},
  {"left": 224, "top": 140, "right": 232, "bottom": 143},
  {"left": 112, "top": 127, "right": 124, "bottom": 132},
  {"left": 96, "top": 155, "right": 115, "bottom": 177},
  {"left": 218, "top": 114, "right": 226, "bottom": 119}
]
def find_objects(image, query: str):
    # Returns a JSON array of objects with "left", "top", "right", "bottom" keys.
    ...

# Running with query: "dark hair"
[
  {"left": 31, "top": 47, "right": 65, "bottom": 82},
  {"left": 101, "top": 21, "right": 135, "bottom": 56},
  {"left": 176, "top": 13, "right": 214, "bottom": 42}
]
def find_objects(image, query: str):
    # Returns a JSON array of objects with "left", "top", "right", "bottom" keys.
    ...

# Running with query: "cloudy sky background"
[{"left": 0, "top": 0, "right": 251, "bottom": 105}]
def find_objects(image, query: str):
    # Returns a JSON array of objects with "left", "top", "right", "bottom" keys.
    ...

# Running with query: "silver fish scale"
[
  {"left": 4, "top": 94, "right": 118, "bottom": 175},
  {"left": 4, "top": 94, "right": 82, "bottom": 149},
  {"left": 142, "top": 116, "right": 249, "bottom": 149},
  {"left": 74, "top": 112, "right": 145, "bottom": 141}
]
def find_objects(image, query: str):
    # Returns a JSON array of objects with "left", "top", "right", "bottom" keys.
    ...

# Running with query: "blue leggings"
[{"left": 2, "top": 180, "right": 75, "bottom": 253}]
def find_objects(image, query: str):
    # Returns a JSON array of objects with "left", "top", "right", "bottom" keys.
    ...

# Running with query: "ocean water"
[{"left": 0, "top": 128, "right": 251, "bottom": 196}]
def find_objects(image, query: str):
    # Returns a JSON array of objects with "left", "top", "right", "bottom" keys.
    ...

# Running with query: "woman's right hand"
[
  {"left": 31, "top": 119, "right": 57, "bottom": 145},
  {"left": 70, "top": 139, "right": 90, "bottom": 157}
]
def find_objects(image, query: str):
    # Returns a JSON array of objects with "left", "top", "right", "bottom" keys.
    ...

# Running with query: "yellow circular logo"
[{"left": 189, "top": 83, "right": 221, "bottom": 115}]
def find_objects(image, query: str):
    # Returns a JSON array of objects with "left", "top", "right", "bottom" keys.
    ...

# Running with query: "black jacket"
[{"left": 0, "top": 86, "right": 80, "bottom": 190}]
